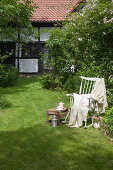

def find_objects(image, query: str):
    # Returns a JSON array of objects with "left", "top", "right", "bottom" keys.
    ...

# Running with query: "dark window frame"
[{"left": 22, "top": 42, "right": 40, "bottom": 58}]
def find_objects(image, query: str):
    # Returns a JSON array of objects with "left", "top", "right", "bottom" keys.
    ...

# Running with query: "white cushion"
[
  {"left": 73, "top": 93, "right": 81, "bottom": 106},
  {"left": 73, "top": 93, "right": 94, "bottom": 107}
]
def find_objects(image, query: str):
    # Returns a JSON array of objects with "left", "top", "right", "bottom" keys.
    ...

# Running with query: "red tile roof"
[{"left": 31, "top": 0, "right": 80, "bottom": 22}]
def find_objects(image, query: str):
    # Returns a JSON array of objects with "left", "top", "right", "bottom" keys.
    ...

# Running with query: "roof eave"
[{"left": 31, "top": 20, "right": 63, "bottom": 23}]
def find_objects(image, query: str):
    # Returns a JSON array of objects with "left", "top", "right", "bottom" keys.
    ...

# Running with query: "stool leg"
[
  {"left": 57, "top": 113, "right": 60, "bottom": 125},
  {"left": 46, "top": 111, "right": 49, "bottom": 124}
]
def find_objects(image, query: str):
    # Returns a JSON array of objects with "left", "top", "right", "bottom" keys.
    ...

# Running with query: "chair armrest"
[
  {"left": 66, "top": 94, "right": 74, "bottom": 108},
  {"left": 66, "top": 94, "right": 73, "bottom": 97}
]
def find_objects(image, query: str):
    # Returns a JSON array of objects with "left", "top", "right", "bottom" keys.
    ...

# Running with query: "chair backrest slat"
[
  {"left": 88, "top": 80, "right": 93, "bottom": 94},
  {"left": 86, "top": 80, "right": 89, "bottom": 94},
  {"left": 83, "top": 79, "right": 86, "bottom": 94},
  {"left": 79, "top": 78, "right": 83, "bottom": 94},
  {"left": 92, "top": 81, "right": 96, "bottom": 91},
  {"left": 79, "top": 76, "right": 96, "bottom": 94}
]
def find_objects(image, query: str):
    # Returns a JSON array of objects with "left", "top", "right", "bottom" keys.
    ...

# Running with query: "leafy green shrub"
[
  {"left": 108, "top": 107, "right": 113, "bottom": 136},
  {"left": 39, "top": 73, "right": 63, "bottom": 90},
  {"left": 0, "top": 64, "right": 19, "bottom": 87},
  {"left": 46, "top": 0, "right": 112, "bottom": 81},
  {"left": 63, "top": 75, "right": 80, "bottom": 93},
  {"left": 39, "top": 63, "right": 105, "bottom": 92},
  {"left": 103, "top": 107, "right": 113, "bottom": 136},
  {"left": 76, "top": 63, "right": 103, "bottom": 78},
  {"left": 39, "top": 73, "right": 52, "bottom": 89},
  {"left": 106, "top": 89, "right": 113, "bottom": 108},
  {"left": 62, "top": 63, "right": 103, "bottom": 92},
  {"left": 102, "top": 88, "right": 113, "bottom": 136}
]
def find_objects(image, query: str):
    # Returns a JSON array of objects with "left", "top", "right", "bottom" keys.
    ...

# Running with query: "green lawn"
[{"left": 0, "top": 77, "right": 113, "bottom": 170}]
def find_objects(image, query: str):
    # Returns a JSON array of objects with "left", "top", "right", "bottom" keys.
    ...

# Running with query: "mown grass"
[{"left": 0, "top": 77, "right": 113, "bottom": 170}]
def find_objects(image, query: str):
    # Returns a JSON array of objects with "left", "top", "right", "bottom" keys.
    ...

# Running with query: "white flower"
[{"left": 78, "top": 38, "right": 82, "bottom": 41}]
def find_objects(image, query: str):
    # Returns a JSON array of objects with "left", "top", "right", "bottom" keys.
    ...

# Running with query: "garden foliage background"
[{"left": 40, "top": 0, "right": 113, "bottom": 135}]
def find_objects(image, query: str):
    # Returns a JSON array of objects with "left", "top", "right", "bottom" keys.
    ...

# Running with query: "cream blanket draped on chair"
[{"left": 68, "top": 78, "right": 107, "bottom": 127}]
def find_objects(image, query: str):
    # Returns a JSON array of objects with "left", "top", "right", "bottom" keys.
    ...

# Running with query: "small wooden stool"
[{"left": 46, "top": 108, "right": 68, "bottom": 125}]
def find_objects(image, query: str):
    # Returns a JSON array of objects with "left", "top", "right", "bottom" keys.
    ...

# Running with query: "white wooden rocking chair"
[{"left": 64, "top": 76, "right": 98, "bottom": 128}]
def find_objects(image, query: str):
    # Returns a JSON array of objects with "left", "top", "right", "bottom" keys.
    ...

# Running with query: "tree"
[
  {"left": 0, "top": 0, "right": 37, "bottom": 71},
  {"left": 46, "top": 0, "right": 113, "bottom": 80},
  {"left": 0, "top": 0, "right": 36, "bottom": 42}
]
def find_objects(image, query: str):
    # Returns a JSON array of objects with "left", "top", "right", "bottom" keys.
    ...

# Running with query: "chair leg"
[
  {"left": 62, "top": 109, "right": 70, "bottom": 123},
  {"left": 65, "top": 110, "right": 70, "bottom": 121},
  {"left": 84, "top": 121, "right": 87, "bottom": 128},
  {"left": 84, "top": 118, "right": 93, "bottom": 128}
]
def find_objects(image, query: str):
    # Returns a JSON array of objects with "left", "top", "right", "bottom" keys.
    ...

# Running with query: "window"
[
  {"left": 31, "top": 44, "right": 38, "bottom": 58},
  {"left": 40, "top": 27, "right": 52, "bottom": 41},
  {"left": 40, "top": 43, "right": 49, "bottom": 54},
  {"left": 40, "top": 43, "right": 50, "bottom": 69},
  {"left": 22, "top": 43, "right": 39, "bottom": 58},
  {"left": 22, "top": 44, "right": 31, "bottom": 57}
]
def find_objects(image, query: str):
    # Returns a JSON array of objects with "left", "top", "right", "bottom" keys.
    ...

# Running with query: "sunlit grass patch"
[{"left": 0, "top": 77, "right": 113, "bottom": 170}]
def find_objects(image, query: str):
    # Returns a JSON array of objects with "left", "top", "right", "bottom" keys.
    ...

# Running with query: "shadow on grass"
[
  {"left": 0, "top": 77, "right": 41, "bottom": 110},
  {"left": 0, "top": 76, "right": 41, "bottom": 96},
  {"left": 0, "top": 124, "right": 113, "bottom": 170},
  {"left": 17, "top": 76, "right": 40, "bottom": 87},
  {"left": 0, "top": 97, "right": 12, "bottom": 109}
]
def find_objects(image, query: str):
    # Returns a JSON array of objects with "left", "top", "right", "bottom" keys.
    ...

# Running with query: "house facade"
[{"left": 0, "top": 0, "right": 82, "bottom": 73}]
